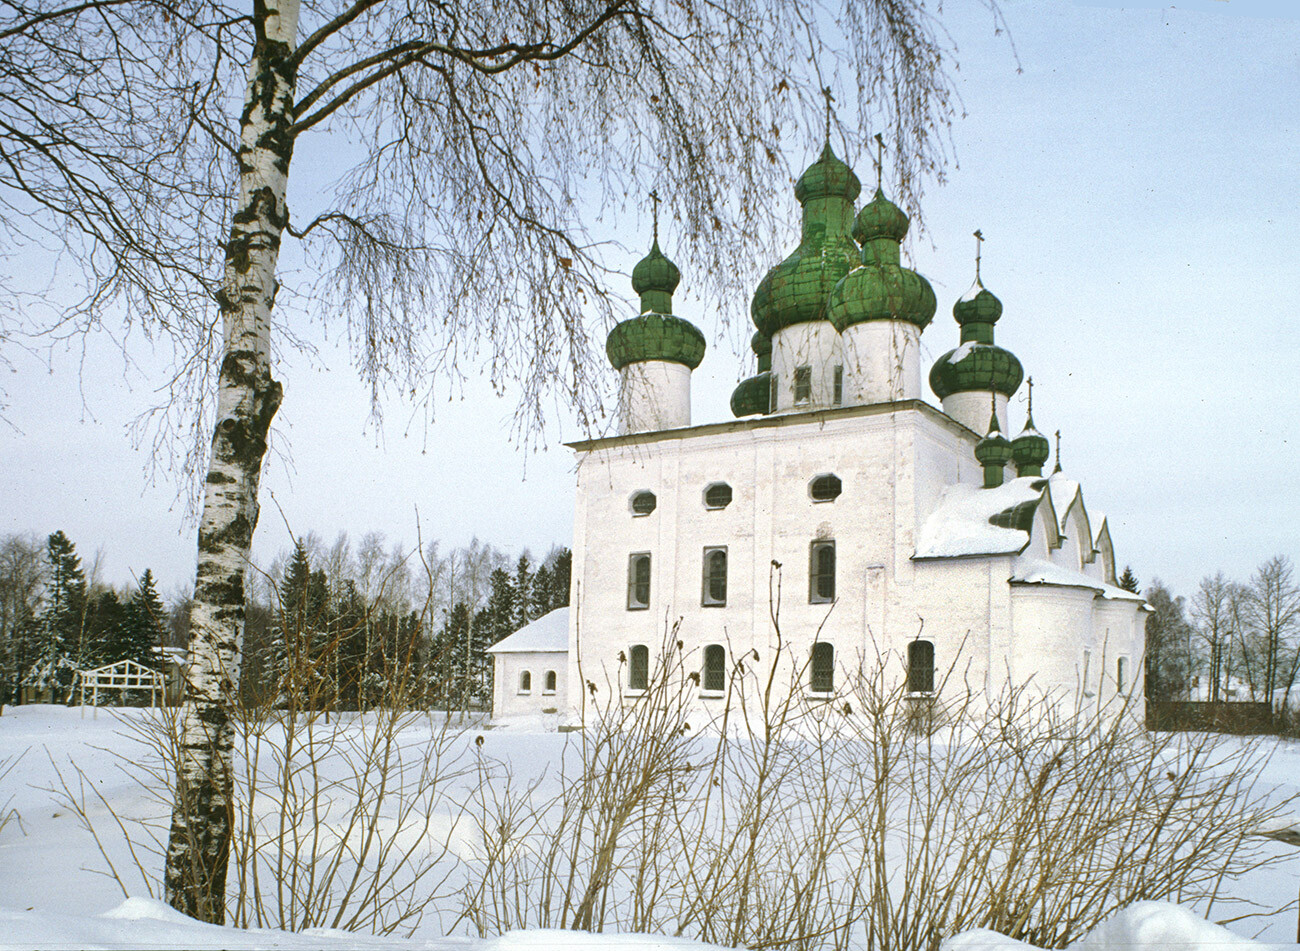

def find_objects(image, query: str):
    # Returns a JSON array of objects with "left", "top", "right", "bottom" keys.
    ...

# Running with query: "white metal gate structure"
[{"left": 77, "top": 659, "right": 164, "bottom": 710}]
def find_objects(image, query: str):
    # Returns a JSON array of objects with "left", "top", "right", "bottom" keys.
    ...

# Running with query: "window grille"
[
  {"left": 702, "top": 547, "right": 728, "bottom": 606},
  {"left": 833, "top": 365, "right": 843, "bottom": 404},
  {"left": 703, "top": 644, "right": 726, "bottom": 693},
  {"left": 627, "top": 553, "right": 651, "bottom": 609},
  {"left": 793, "top": 365, "right": 812, "bottom": 404},
  {"left": 810, "top": 474, "right": 842, "bottom": 502},
  {"left": 810, "top": 642, "right": 834, "bottom": 693},
  {"left": 631, "top": 491, "right": 657, "bottom": 516},
  {"left": 629, "top": 644, "right": 649, "bottom": 690},
  {"left": 704, "top": 483, "right": 732, "bottom": 509},
  {"left": 908, "top": 641, "right": 935, "bottom": 694},
  {"left": 810, "top": 541, "right": 835, "bottom": 603}
]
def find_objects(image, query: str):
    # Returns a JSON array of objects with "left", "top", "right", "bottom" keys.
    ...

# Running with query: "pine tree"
[{"left": 1119, "top": 566, "right": 1140, "bottom": 594}]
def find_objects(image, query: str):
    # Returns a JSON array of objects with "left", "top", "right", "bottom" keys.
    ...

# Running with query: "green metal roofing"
[
  {"left": 750, "top": 144, "right": 861, "bottom": 339},
  {"left": 974, "top": 414, "right": 1013, "bottom": 468},
  {"left": 1012, "top": 416, "right": 1051, "bottom": 477},
  {"left": 953, "top": 278, "right": 1003, "bottom": 330},
  {"left": 729, "top": 371, "right": 771, "bottom": 417},
  {"left": 929, "top": 342, "right": 1024, "bottom": 399},
  {"left": 751, "top": 331, "right": 772, "bottom": 373},
  {"left": 826, "top": 187, "right": 936, "bottom": 333},
  {"left": 631, "top": 239, "right": 681, "bottom": 316},
  {"left": 606, "top": 313, "right": 706, "bottom": 370}
]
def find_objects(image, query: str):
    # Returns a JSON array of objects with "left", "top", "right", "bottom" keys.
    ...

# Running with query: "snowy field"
[{"left": 0, "top": 705, "right": 1297, "bottom": 950}]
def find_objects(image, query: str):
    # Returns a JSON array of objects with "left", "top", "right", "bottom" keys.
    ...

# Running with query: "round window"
[{"left": 809, "top": 474, "right": 842, "bottom": 502}]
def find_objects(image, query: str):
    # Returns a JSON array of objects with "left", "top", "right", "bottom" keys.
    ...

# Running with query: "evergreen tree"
[
  {"left": 550, "top": 548, "right": 572, "bottom": 608},
  {"left": 484, "top": 568, "right": 516, "bottom": 645},
  {"left": 24, "top": 531, "right": 88, "bottom": 700},
  {"left": 512, "top": 554, "right": 533, "bottom": 630},
  {"left": 1119, "top": 566, "right": 1140, "bottom": 594},
  {"left": 120, "top": 570, "right": 167, "bottom": 669}
]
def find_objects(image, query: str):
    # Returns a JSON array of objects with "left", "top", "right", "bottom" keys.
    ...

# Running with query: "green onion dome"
[
  {"left": 929, "top": 341, "right": 1024, "bottom": 400},
  {"left": 631, "top": 239, "right": 681, "bottom": 316},
  {"left": 952, "top": 278, "right": 1003, "bottom": 331},
  {"left": 1011, "top": 415, "right": 1051, "bottom": 477},
  {"left": 608, "top": 238, "right": 704, "bottom": 370},
  {"left": 751, "top": 330, "right": 772, "bottom": 372},
  {"left": 974, "top": 413, "right": 1013, "bottom": 469},
  {"left": 730, "top": 371, "right": 771, "bottom": 418},
  {"left": 825, "top": 187, "right": 937, "bottom": 332},
  {"left": 750, "top": 143, "right": 862, "bottom": 339},
  {"left": 607, "top": 313, "right": 705, "bottom": 370}
]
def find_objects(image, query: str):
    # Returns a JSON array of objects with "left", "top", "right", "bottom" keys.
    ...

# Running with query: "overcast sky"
[{"left": 2, "top": 0, "right": 1296, "bottom": 603}]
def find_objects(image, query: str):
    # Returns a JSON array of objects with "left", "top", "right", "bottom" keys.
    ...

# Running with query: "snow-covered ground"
[{"left": 0, "top": 705, "right": 1296, "bottom": 950}]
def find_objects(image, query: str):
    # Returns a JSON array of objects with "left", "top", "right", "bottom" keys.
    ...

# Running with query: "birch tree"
[{"left": 0, "top": 0, "right": 987, "bottom": 925}]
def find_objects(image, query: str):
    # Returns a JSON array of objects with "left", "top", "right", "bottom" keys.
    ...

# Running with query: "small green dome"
[
  {"left": 953, "top": 278, "right": 1003, "bottom": 326},
  {"left": 750, "top": 144, "right": 861, "bottom": 339},
  {"left": 631, "top": 239, "right": 680, "bottom": 315},
  {"left": 751, "top": 330, "right": 772, "bottom": 373},
  {"left": 730, "top": 371, "right": 771, "bottom": 418},
  {"left": 826, "top": 185, "right": 936, "bottom": 333},
  {"left": 1012, "top": 416, "right": 1051, "bottom": 475},
  {"left": 607, "top": 313, "right": 706, "bottom": 371},
  {"left": 794, "top": 141, "right": 862, "bottom": 204},
  {"left": 852, "top": 187, "right": 909, "bottom": 244},
  {"left": 975, "top": 416, "right": 1013, "bottom": 469},
  {"left": 929, "top": 342, "right": 1024, "bottom": 400}
]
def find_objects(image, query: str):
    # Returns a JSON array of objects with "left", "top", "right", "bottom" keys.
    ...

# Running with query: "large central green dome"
[{"left": 750, "top": 143, "right": 861, "bottom": 339}]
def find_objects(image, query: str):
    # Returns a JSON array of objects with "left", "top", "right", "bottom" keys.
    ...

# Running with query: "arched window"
[
  {"left": 627, "top": 553, "right": 651, "bottom": 609},
  {"left": 628, "top": 644, "right": 649, "bottom": 691},
  {"left": 544, "top": 670, "right": 557, "bottom": 694},
  {"left": 702, "top": 644, "right": 725, "bottom": 693},
  {"left": 704, "top": 483, "right": 732, "bottom": 509},
  {"left": 519, "top": 670, "right": 532, "bottom": 694},
  {"left": 810, "top": 642, "right": 834, "bottom": 693},
  {"left": 702, "top": 547, "right": 727, "bottom": 606},
  {"left": 810, "top": 541, "right": 835, "bottom": 603},
  {"left": 631, "top": 491, "right": 657, "bottom": 516},
  {"left": 810, "top": 474, "right": 842, "bottom": 502},
  {"left": 908, "top": 641, "right": 934, "bottom": 694}
]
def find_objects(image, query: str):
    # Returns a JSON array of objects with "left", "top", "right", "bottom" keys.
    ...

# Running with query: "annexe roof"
[
  {"left": 914, "top": 477, "right": 1056, "bottom": 559},
  {"left": 487, "top": 607, "right": 569, "bottom": 655},
  {"left": 1009, "top": 556, "right": 1146, "bottom": 603}
]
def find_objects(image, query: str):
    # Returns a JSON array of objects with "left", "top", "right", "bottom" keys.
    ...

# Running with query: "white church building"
[{"left": 494, "top": 142, "right": 1147, "bottom": 724}]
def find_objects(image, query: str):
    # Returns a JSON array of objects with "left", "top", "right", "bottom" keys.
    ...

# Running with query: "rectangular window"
[
  {"left": 833, "top": 365, "right": 843, "bottom": 405},
  {"left": 908, "top": 640, "right": 935, "bottom": 694},
  {"left": 768, "top": 374, "right": 778, "bottom": 413},
  {"left": 702, "top": 547, "right": 728, "bottom": 606},
  {"left": 793, "top": 365, "right": 812, "bottom": 404},
  {"left": 703, "top": 644, "right": 725, "bottom": 693},
  {"left": 810, "top": 642, "right": 834, "bottom": 693},
  {"left": 627, "top": 553, "right": 651, "bottom": 610},
  {"left": 1117, "top": 656, "right": 1129, "bottom": 693},
  {"left": 1082, "top": 649, "right": 1095, "bottom": 697},
  {"left": 809, "top": 541, "right": 835, "bottom": 603},
  {"left": 628, "top": 644, "right": 649, "bottom": 691}
]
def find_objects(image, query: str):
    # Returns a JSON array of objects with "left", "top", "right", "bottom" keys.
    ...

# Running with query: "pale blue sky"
[{"left": 2, "top": 0, "right": 1296, "bottom": 601}]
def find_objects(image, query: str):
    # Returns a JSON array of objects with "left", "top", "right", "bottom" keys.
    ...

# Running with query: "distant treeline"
[{"left": 0, "top": 530, "right": 569, "bottom": 710}]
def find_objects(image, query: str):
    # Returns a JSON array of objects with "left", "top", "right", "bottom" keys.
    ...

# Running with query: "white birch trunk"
[{"left": 165, "top": 0, "right": 300, "bottom": 923}]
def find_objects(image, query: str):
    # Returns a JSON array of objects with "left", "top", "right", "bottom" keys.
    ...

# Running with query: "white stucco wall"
[
  {"left": 942, "top": 390, "right": 1009, "bottom": 436},
  {"left": 770, "top": 321, "right": 841, "bottom": 413},
  {"left": 840, "top": 321, "right": 923, "bottom": 405},
  {"left": 618, "top": 360, "right": 692, "bottom": 434},
  {"left": 491, "top": 650, "right": 567, "bottom": 718}
]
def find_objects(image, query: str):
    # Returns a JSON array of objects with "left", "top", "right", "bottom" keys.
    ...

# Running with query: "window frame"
[
  {"left": 630, "top": 491, "right": 657, "bottom": 516},
  {"left": 809, "top": 473, "right": 842, "bottom": 502},
  {"left": 628, "top": 644, "right": 649, "bottom": 692},
  {"left": 809, "top": 540, "right": 836, "bottom": 604},
  {"left": 627, "top": 552, "right": 651, "bottom": 610},
  {"left": 702, "top": 546, "right": 728, "bottom": 607},
  {"left": 703, "top": 482, "right": 733, "bottom": 510},
  {"left": 833, "top": 365, "right": 844, "bottom": 405},
  {"left": 1117, "top": 656, "right": 1129, "bottom": 693},
  {"left": 702, "top": 643, "right": 726, "bottom": 695},
  {"left": 768, "top": 374, "right": 778, "bottom": 413},
  {"left": 907, "top": 640, "right": 935, "bottom": 694},
  {"left": 810, "top": 641, "right": 834, "bottom": 694},
  {"left": 518, "top": 670, "right": 532, "bottom": 695},
  {"left": 793, "top": 365, "right": 812, "bottom": 404},
  {"left": 543, "top": 670, "right": 557, "bottom": 695}
]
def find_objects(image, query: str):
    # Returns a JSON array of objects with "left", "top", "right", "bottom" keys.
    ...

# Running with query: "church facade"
[{"left": 539, "top": 143, "right": 1145, "bottom": 725}]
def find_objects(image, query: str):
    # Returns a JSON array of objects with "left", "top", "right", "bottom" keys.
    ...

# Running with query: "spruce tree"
[
  {"left": 550, "top": 548, "right": 572, "bottom": 608},
  {"left": 512, "top": 554, "right": 533, "bottom": 630},
  {"left": 25, "top": 531, "right": 88, "bottom": 700},
  {"left": 1119, "top": 566, "right": 1140, "bottom": 594}
]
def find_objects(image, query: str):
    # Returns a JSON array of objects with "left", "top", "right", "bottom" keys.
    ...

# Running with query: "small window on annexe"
[
  {"left": 704, "top": 483, "right": 733, "bottom": 509},
  {"left": 1117, "top": 656, "right": 1129, "bottom": 693},
  {"left": 627, "top": 553, "right": 651, "bottom": 609},
  {"left": 793, "top": 366, "right": 812, "bottom": 404},
  {"left": 702, "top": 547, "right": 728, "bottom": 606},
  {"left": 908, "top": 641, "right": 935, "bottom": 694},
  {"left": 631, "top": 491, "right": 657, "bottom": 516},
  {"left": 810, "top": 642, "right": 834, "bottom": 693},
  {"left": 519, "top": 671, "right": 532, "bottom": 694},
  {"left": 702, "top": 644, "right": 726, "bottom": 693},
  {"left": 810, "top": 541, "right": 835, "bottom": 603},
  {"left": 628, "top": 644, "right": 649, "bottom": 691},
  {"left": 810, "top": 474, "right": 842, "bottom": 502},
  {"left": 544, "top": 670, "right": 557, "bottom": 694}
]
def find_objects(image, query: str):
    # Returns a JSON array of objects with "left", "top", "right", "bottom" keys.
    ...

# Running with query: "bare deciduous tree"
[{"left": 0, "top": 0, "right": 990, "bottom": 923}]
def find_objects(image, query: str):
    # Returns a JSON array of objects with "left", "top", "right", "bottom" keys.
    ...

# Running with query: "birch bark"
[{"left": 164, "top": 0, "right": 300, "bottom": 923}]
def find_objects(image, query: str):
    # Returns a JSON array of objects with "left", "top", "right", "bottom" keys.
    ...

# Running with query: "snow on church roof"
[
  {"left": 914, "top": 477, "right": 1047, "bottom": 559},
  {"left": 1010, "top": 556, "right": 1145, "bottom": 603},
  {"left": 487, "top": 607, "right": 569, "bottom": 654}
]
